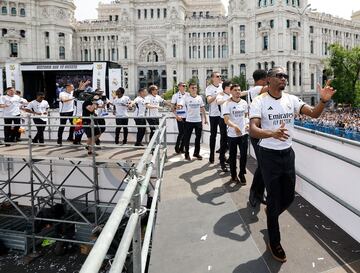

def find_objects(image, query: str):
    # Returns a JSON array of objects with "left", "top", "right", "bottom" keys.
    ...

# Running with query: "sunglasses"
[
  {"left": 214, "top": 75, "right": 221, "bottom": 78},
  {"left": 190, "top": 86, "right": 197, "bottom": 89},
  {"left": 274, "top": 73, "right": 289, "bottom": 80}
]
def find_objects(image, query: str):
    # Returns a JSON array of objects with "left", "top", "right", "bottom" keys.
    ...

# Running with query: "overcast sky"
[{"left": 74, "top": 0, "right": 360, "bottom": 21}]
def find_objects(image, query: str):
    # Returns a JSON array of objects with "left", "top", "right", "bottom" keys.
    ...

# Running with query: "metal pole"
[
  {"left": 27, "top": 115, "right": 36, "bottom": 254},
  {"left": 91, "top": 116, "right": 99, "bottom": 226},
  {"left": 132, "top": 192, "right": 142, "bottom": 273}
]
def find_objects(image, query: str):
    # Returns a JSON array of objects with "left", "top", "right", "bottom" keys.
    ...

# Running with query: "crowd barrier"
[{"left": 294, "top": 120, "right": 360, "bottom": 142}]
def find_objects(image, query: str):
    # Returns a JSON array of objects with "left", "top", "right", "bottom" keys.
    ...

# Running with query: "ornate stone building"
[{"left": 1, "top": 0, "right": 360, "bottom": 103}]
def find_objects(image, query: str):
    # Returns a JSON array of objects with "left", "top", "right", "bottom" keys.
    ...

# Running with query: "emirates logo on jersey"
[{"left": 268, "top": 106, "right": 273, "bottom": 110}]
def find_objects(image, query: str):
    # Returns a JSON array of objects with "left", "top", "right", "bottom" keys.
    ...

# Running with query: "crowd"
[
  {"left": 0, "top": 67, "right": 337, "bottom": 264},
  {"left": 295, "top": 107, "right": 360, "bottom": 140}
]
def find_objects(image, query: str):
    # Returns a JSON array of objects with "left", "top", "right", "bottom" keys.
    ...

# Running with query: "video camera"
[{"left": 73, "top": 88, "right": 104, "bottom": 102}]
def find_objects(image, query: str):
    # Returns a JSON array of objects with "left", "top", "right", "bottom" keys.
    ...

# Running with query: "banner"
[
  {"left": 108, "top": 68, "right": 122, "bottom": 97},
  {"left": 5, "top": 63, "right": 21, "bottom": 91},
  {"left": 92, "top": 62, "right": 107, "bottom": 93},
  {"left": 0, "top": 67, "right": 3, "bottom": 95},
  {"left": 20, "top": 64, "right": 93, "bottom": 71}
]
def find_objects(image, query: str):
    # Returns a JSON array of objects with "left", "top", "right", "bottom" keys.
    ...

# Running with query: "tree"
[
  {"left": 230, "top": 74, "right": 249, "bottom": 91},
  {"left": 326, "top": 44, "right": 360, "bottom": 106}
]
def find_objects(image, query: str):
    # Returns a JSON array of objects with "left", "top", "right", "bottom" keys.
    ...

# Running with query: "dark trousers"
[
  {"left": 250, "top": 137, "right": 265, "bottom": 198},
  {"left": 175, "top": 118, "right": 186, "bottom": 151},
  {"left": 57, "top": 112, "right": 74, "bottom": 141},
  {"left": 147, "top": 118, "right": 159, "bottom": 141},
  {"left": 219, "top": 118, "right": 228, "bottom": 165},
  {"left": 33, "top": 118, "right": 47, "bottom": 143},
  {"left": 183, "top": 122, "right": 202, "bottom": 156},
  {"left": 258, "top": 147, "right": 296, "bottom": 246},
  {"left": 97, "top": 118, "right": 106, "bottom": 134},
  {"left": 115, "top": 118, "right": 128, "bottom": 143},
  {"left": 134, "top": 118, "right": 146, "bottom": 144},
  {"left": 4, "top": 115, "right": 21, "bottom": 142},
  {"left": 228, "top": 135, "right": 248, "bottom": 179},
  {"left": 209, "top": 116, "right": 220, "bottom": 161}
]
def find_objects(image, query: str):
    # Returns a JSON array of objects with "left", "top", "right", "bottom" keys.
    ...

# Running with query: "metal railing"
[{"left": 79, "top": 116, "right": 168, "bottom": 273}]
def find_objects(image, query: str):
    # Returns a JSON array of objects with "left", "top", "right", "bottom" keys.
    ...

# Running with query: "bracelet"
[{"left": 320, "top": 98, "right": 329, "bottom": 104}]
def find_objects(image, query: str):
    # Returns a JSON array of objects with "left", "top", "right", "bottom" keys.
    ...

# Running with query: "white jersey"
[
  {"left": 26, "top": 100, "right": 49, "bottom": 121},
  {"left": 74, "top": 99, "right": 84, "bottom": 116},
  {"left": 179, "top": 95, "right": 204, "bottom": 123},
  {"left": 205, "top": 84, "right": 222, "bottom": 117},
  {"left": 0, "top": 95, "right": 21, "bottom": 117},
  {"left": 145, "top": 94, "right": 164, "bottom": 117},
  {"left": 96, "top": 98, "right": 110, "bottom": 116},
  {"left": 223, "top": 99, "right": 248, "bottom": 138},
  {"left": 216, "top": 92, "right": 231, "bottom": 118},
  {"left": 113, "top": 96, "right": 131, "bottom": 117},
  {"left": 171, "top": 91, "right": 188, "bottom": 118},
  {"left": 249, "top": 92, "right": 305, "bottom": 150},
  {"left": 247, "top": 86, "right": 264, "bottom": 104},
  {"left": 59, "top": 91, "right": 74, "bottom": 113},
  {"left": 133, "top": 96, "right": 146, "bottom": 117}
]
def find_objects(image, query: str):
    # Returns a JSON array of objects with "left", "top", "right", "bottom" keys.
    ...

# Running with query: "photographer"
[{"left": 82, "top": 95, "right": 101, "bottom": 155}]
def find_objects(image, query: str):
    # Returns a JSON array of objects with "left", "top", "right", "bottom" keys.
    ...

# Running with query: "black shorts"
[{"left": 83, "top": 122, "right": 101, "bottom": 138}]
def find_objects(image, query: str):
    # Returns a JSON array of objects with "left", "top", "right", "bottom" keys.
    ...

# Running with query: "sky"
[{"left": 74, "top": 0, "right": 360, "bottom": 21}]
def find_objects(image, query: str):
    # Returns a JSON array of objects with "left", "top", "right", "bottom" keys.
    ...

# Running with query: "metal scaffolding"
[{"left": 0, "top": 114, "right": 167, "bottom": 258}]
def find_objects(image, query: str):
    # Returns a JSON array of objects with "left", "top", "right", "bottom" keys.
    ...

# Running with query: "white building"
[{"left": 1, "top": 0, "right": 360, "bottom": 104}]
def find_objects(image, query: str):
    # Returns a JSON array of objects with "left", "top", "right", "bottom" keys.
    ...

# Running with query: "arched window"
[
  {"left": 1, "top": 6, "right": 7, "bottom": 14},
  {"left": 11, "top": 7, "right": 16, "bottom": 16},
  {"left": 172, "top": 44, "right": 176, "bottom": 58},
  {"left": 84, "top": 49, "right": 89, "bottom": 61},
  {"left": 20, "top": 8, "right": 25, "bottom": 17},
  {"left": 58, "top": 32, "right": 65, "bottom": 37},
  {"left": 59, "top": 46, "right": 65, "bottom": 59}
]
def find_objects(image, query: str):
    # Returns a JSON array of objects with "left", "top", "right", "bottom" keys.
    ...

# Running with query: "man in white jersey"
[
  {"left": 145, "top": 85, "right": 171, "bottom": 141},
  {"left": 223, "top": 84, "right": 248, "bottom": 184},
  {"left": 171, "top": 82, "right": 188, "bottom": 154},
  {"left": 180, "top": 83, "right": 208, "bottom": 160},
  {"left": 205, "top": 71, "right": 223, "bottom": 163},
  {"left": 113, "top": 87, "right": 131, "bottom": 144},
  {"left": 25, "top": 92, "right": 49, "bottom": 144},
  {"left": 132, "top": 88, "right": 148, "bottom": 146},
  {"left": 246, "top": 69, "right": 268, "bottom": 207},
  {"left": 0, "top": 87, "right": 22, "bottom": 144},
  {"left": 249, "top": 67, "right": 336, "bottom": 263},
  {"left": 216, "top": 80, "right": 232, "bottom": 172}
]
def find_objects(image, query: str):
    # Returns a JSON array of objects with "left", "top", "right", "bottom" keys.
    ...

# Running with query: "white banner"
[
  {"left": 20, "top": 64, "right": 93, "bottom": 71},
  {"left": 92, "top": 62, "right": 107, "bottom": 93},
  {"left": 108, "top": 68, "right": 122, "bottom": 97},
  {"left": 5, "top": 63, "right": 21, "bottom": 91},
  {"left": 0, "top": 67, "right": 3, "bottom": 95}
]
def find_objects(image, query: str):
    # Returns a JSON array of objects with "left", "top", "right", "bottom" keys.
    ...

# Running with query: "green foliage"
[
  {"left": 162, "top": 76, "right": 201, "bottom": 100},
  {"left": 230, "top": 74, "right": 249, "bottom": 91},
  {"left": 326, "top": 44, "right": 360, "bottom": 106}
]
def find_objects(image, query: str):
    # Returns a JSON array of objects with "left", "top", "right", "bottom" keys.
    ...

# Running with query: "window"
[
  {"left": 189, "top": 46, "right": 191, "bottom": 59},
  {"left": 164, "top": 8, "right": 167, "bottom": 18},
  {"left": 258, "top": 62, "right": 261, "bottom": 69},
  {"left": 157, "top": 8, "right": 160, "bottom": 18},
  {"left": 20, "top": 30, "right": 25, "bottom": 38},
  {"left": 299, "top": 63, "right": 302, "bottom": 86},
  {"left": 311, "top": 73, "right": 315, "bottom": 90},
  {"left": 207, "top": 45, "right": 212, "bottom": 59},
  {"left": 240, "top": 64, "right": 246, "bottom": 76},
  {"left": 310, "top": 40, "right": 314, "bottom": 54},
  {"left": 10, "top": 43, "right": 18, "bottom": 57},
  {"left": 11, "top": 7, "right": 16, "bottom": 16},
  {"left": 98, "top": 49, "right": 101, "bottom": 61},
  {"left": 20, "top": 8, "right": 25, "bottom": 17},
  {"left": 58, "top": 32, "right": 65, "bottom": 37},
  {"left": 124, "top": 46, "right": 128, "bottom": 59},
  {"left": 292, "top": 35, "right": 297, "bottom": 50},
  {"left": 138, "top": 9, "right": 141, "bottom": 19},
  {"left": 264, "top": 62, "right": 268, "bottom": 70},
  {"left": 206, "top": 11, "right": 210, "bottom": 17},
  {"left": 263, "top": 35, "right": 268, "bottom": 50},
  {"left": 109, "top": 15, "right": 112, "bottom": 21},
  {"left": 192, "top": 46, "right": 196, "bottom": 59},
  {"left": 59, "top": 46, "right": 65, "bottom": 59},
  {"left": 147, "top": 51, "right": 158, "bottom": 62},
  {"left": 298, "top": 21, "right": 301, "bottom": 27},
  {"left": 240, "top": 40, "right": 245, "bottom": 53},
  {"left": 221, "top": 45, "right": 227, "bottom": 58},
  {"left": 240, "top": 25, "right": 245, "bottom": 32},
  {"left": 199, "top": 11, "right": 203, "bottom": 17},
  {"left": 292, "top": 62, "right": 296, "bottom": 86},
  {"left": 151, "top": 9, "right": 154, "bottom": 18},
  {"left": 286, "top": 20, "right": 290, "bottom": 28},
  {"left": 115, "top": 15, "right": 118, "bottom": 21},
  {"left": 271, "top": 61, "right": 275, "bottom": 68},
  {"left": 221, "top": 69, "right": 228, "bottom": 79},
  {"left": 270, "top": 20, "right": 274, "bottom": 28},
  {"left": 111, "top": 48, "right": 115, "bottom": 61},
  {"left": 310, "top": 26, "right": 314, "bottom": 33},
  {"left": 172, "top": 44, "right": 176, "bottom": 58},
  {"left": 45, "top": 31, "right": 49, "bottom": 38},
  {"left": 258, "top": 22, "right": 262, "bottom": 28},
  {"left": 324, "top": 42, "right": 328, "bottom": 55},
  {"left": 144, "top": 9, "right": 147, "bottom": 19},
  {"left": 1, "top": 6, "right": 7, "bottom": 15},
  {"left": 46, "top": 46, "right": 50, "bottom": 59},
  {"left": 84, "top": 49, "right": 89, "bottom": 61},
  {"left": 2, "top": 28, "right": 7, "bottom": 37}
]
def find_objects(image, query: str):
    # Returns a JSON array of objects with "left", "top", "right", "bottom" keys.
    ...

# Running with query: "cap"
[{"left": 178, "top": 82, "right": 186, "bottom": 87}]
